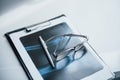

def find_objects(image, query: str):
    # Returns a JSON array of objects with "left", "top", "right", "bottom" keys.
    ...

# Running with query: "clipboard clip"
[
  {"left": 25, "top": 14, "right": 65, "bottom": 32},
  {"left": 25, "top": 20, "right": 51, "bottom": 32}
]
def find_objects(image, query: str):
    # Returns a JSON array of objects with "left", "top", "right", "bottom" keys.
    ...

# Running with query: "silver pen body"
[{"left": 39, "top": 36, "right": 55, "bottom": 68}]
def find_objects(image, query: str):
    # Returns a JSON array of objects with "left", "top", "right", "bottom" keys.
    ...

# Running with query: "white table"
[{"left": 0, "top": 0, "right": 120, "bottom": 80}]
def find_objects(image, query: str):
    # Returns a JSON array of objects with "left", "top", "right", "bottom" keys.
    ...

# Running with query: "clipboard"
[{"left": 5, "top": 15, "right": 114, "bottom": 80}]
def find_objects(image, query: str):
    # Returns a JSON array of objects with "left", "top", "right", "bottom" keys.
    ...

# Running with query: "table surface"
[{"left": 0, "top": 0, "right": 120, "bottom": 80}]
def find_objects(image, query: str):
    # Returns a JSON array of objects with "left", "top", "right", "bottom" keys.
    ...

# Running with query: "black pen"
[{"left": 39, "top": 36, "right": 55, "bottom": 68}]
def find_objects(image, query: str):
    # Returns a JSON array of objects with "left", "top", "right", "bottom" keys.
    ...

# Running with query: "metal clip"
[{"left": 25, "top": 21, "right": 51, "bottom": 32}]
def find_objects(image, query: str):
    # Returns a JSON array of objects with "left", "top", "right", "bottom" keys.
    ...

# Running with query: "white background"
[{"left": 0, "top": 0, "right": 120, "bottom": 80}]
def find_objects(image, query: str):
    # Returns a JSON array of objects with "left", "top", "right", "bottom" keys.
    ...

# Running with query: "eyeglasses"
[
  {"left": 39, "top": 33, "right": 88, "bottom": 71},
  {"left": 45, "top": 34, "right": 88, "bottom": 62}
]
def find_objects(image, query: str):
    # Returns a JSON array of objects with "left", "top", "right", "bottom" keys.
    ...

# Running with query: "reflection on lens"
[
  {"left": 56, "top": 56, "right": 71, "bottom": 69},
  {"left": 74, "top": 50, "right": 84, "bottom": 60}
]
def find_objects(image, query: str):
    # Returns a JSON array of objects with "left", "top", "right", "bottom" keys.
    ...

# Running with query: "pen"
[{"left": 39, "top": 36, "right": 55, "bottom": 68}]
